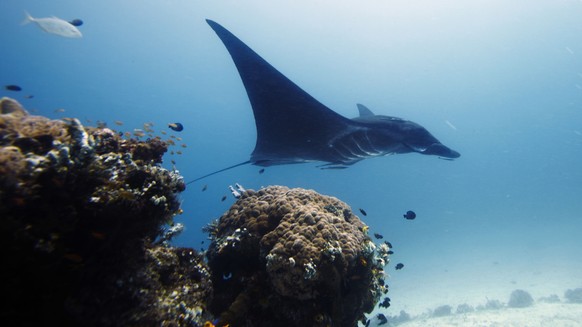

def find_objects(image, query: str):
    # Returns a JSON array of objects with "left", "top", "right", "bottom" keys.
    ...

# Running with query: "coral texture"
[
  {"left": 206, "top": 185, "right": 389, "bottom": 327},
  {"left": 0, "top": 98, "right": 211, "bottom": 326}
]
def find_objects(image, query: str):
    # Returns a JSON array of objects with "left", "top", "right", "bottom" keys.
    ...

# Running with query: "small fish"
[
  {"left": 403, "top": 210, "right": 416, "bottom": 220},
  {"left": 387, "top": 250, "right": 394, "bottom": 255},
  {"left": 181, "top": 144, "right": 187, "bottom": 148},
  {"left": 133, "top": 129, "right": 145, "bottom": 137},
  {"left": 176, "top": 151, "right": 182, "bottom": 155},
  {"left": 114, "top": 120, "right": 124, "bottom": 126},
  {"left": 377, "top": 313, "right": 388, "bottom": 325},
  {"left": 384, "top": 240, "right": 393, "bottom": 248},
  {"left": 176, "top": 137, "right": 182, "bottom": 141},
  {"left": 202, "top": 184, "right": 207, "bottom": 192},
  {"left": 258, "top": 168, "right": 265, "bottom": 174},
  {"left": 395, "top": 263, "right": 404, "bottom": 270},
  {"left": 171, "top": 160, "right": 176, "bottom": 165},
  {"left": 96, "top": 120, "right": 107, "bottom": 128},
  {"left": 143, "top": 122, "right": 154, "bottom": 132},
  {"left": 221, "top": 195, "right": 227, "bottom": 202},
  {"left": 379, "top": 297, "right": 391, "bottom": 308},
  {"left": 4, "top": 84, "right": 22, "bottom": 91},
  {"left": 54, "top": 108, "right": 65, "bottom": 113},
  {"left": 373, "top": 233, "right": 383, "bottom": 239},
  {"left": 168, "top": 122, "right": 184, "bottom": 132},
  {"left": 24, "top": 94, "right": 34, "bottom": 99},
  {"left": 22, "top": 12, "right": 82, "bottom": 38},
  {"left": 68, "top": 18, "right": 83, "bottom": 27},
  {"left": 161, "top": 130, "right": 167, "bottom": 135},
  {"left": 359, "top": 208, "right": 367, "bottom": 216}
]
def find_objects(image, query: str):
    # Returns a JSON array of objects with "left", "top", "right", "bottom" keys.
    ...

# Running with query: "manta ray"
[{"left": 188, "top": 20, "right": 460, "bottom": 184}]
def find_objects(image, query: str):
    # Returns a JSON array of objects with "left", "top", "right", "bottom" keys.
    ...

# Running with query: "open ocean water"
[{"left": 2, "top": 0, "right": 582, "bottom": 324}]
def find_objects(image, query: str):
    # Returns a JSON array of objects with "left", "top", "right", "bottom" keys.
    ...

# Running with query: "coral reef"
[
  {"left": 432, "top": 304, "right": 453, "bottom": 317},
  {"left": 507, "top": 289, "right": 534, "bottom": 308},
  {"left": 456, "top": 303, "right": 475, "bottom": 314},
  {"left": 0, "top": 98, "right": 212, "bottom": 326},
  {"left": 565, "top": 288, "right": 582, "bottom": 303},
  {"left": 205, "top": 185, "right": 389, "bottom": 327}
]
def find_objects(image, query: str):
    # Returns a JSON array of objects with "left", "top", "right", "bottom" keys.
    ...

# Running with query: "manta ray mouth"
[{"left": 422, "top": 143, "right": 461, "bottom": 159}]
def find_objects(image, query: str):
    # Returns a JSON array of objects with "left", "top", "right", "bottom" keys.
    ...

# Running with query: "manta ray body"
[{"left": 189, "top": 20, "right": 460, "bottom": 183}]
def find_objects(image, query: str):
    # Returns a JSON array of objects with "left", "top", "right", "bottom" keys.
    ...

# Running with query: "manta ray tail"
[{"left": 186, "top": 160, "right": 251, "bottom": 185}]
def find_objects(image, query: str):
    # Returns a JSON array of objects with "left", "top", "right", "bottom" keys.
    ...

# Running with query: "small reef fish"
[
  {"left": 403, "top": 210, "right": 416, "bottom": 220},
  {"left": 258, "top": 168, "right": 265, "bottom": 174},
  {"left": 373, "top": 233, "right": 383, "bottom": 240},
  {"left": 133, "top": 129, "right": 145, "bottom": 137},
  {"left": 22, "top": 12, "right": 82, "bottom": 38},
  {"left": 384, "top": 240, "right": 393, "bottom": 248},
  {"left": 69, "top": 18, "right": 83, "bottom": 27},
  {"left": 395, "top": 263, "right": 404, "bottom": 270},
  {"left": 168, "top": 122, "right": 184, "bottom": 132},
  {"left": 202, "top": 184, "right": 207, "bottom": 192},
  {"left": 377, "top": 313, "right": 388, "bottom": 325},
  {"left": 359, "top": 208, "right": 367, "bottom": 216},
  {"left": 379, "top": 297, "right": 391, "bottom": 308},
  {"left": 4, "top": 85, "right": 22, "bottom": 91},
  {"left": 221, "top": 195, "right": 227, "bottom": 202},
  {"left": 54, "top": 108, "right": 65, "bottom": 113},
  {"left": 24, "top": 95, "right": 34, "bottom": 99},
  {"left": 114, "top": 120, "right": 124, "bottom": 126}
]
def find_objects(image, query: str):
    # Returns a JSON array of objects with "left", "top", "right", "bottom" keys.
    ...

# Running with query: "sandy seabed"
[{"left": 397, "top": 302, "right": 582, "bottom": 327}]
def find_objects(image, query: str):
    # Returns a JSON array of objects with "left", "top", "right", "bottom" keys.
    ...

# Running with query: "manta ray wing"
[{"left": 206, "top": 19, "right": 356, "bottom": 166}]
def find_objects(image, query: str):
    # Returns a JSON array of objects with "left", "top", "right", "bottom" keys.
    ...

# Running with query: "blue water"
[{"left": 2, "top": 0, "right": 582, "bottom": 320}]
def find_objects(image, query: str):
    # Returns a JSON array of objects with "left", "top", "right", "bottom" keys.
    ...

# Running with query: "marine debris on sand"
[
  {"left": 0, "top": 97, "right": 211, "bottom": 326},
  {"left": 205, "top": 185, "right": 390, "bottom": 327}
]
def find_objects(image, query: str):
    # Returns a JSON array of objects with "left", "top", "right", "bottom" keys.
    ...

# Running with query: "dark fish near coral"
[
  {"left": 377, "top": 313, "right": 388, "bottom": 325},
  {"left": 384, "top": 240, "right": 393, "bottom": 248},
  {"left": 4, "top": 84, "right": 22, "bottom": 91},
  {"left": 69, "top": 19, "right": 83, "bottom": 26},
  {"left": 221, "top": 195, "right": 227, "bottom": 202},
  {"left": 24, "top": 94, "right": 34, "bottom": 99},
  {"left": 168, "top": 122, "right": 184, "bottom": 132},
  {"left": 403, "top": 210, "right": 416, "bottom": 220},
  {"left": 380, "top": 297, "right": 391, "bottom": 308},
  {"left": 395, "top": 263, "right": 404, "bottom": 270},
  {"left": 259, "top": 168, "right": 265, "bottom": 174},
  {"left": 202, "top": 184, "right": 207, "bottom": 192},
  {"left": 373, "top": 233, "right": 383, "bottom": 239},
  {"left": 359, "top": 208, "right": 367, "bottom": 216}
]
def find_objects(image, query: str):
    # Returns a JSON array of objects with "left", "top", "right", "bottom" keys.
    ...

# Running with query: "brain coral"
[{"left": 206, "top": 186, "right": 388, "bottom": 327}]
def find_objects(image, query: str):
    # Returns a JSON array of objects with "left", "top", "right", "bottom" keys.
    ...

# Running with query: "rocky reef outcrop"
[
  {"left": 0, "top": 98, "right": 212, "bottom": 326},
  {"left": 205, "top": 185, "right": 390, "bottom": 327}
]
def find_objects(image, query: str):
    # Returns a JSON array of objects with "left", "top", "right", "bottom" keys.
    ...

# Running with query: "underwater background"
[{"left": 2, "top": 0, "right": 581, "bottom": 321}]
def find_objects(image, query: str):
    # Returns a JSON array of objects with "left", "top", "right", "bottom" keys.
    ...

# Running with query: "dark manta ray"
[{"left": 188, "top": 20, "right": 460, "bottom": 184}]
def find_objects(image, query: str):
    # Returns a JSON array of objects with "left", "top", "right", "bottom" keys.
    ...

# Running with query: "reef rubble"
[
  {"left": 0, "top": 97, "right": 212, "bottom": 326},
  {"left": 205, "top": 185, "right": 390, "bottom": 327}
]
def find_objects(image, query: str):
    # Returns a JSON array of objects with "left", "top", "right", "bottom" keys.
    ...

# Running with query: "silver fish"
[{"left": 22, "top": 12, "right": 82, "bottom": 38}]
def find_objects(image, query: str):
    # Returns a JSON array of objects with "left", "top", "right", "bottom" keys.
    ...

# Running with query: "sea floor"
[{"left": 364, "top": 240, "right": 582, "bottom": 326}]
